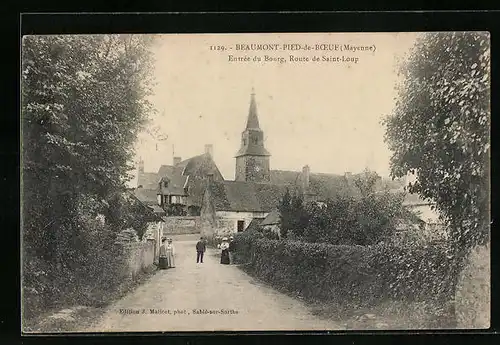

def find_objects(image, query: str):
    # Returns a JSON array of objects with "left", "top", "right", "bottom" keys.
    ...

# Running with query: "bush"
[
  {"left": 232, "top": 228, "right": 264, "bottom": 264},
  {"left": 236, "top": 237, "right": 461, "bottom": 307},
  {"left": 22, "top": 217, "right": 136, "bottom": 321},
  {"left": 277, "top": 179, "right": 416, "bottom": 246}
]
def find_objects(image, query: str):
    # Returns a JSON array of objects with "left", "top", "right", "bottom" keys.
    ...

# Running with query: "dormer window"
[{"left": 163, "top": 181, "right": 168, "bottom": 188}]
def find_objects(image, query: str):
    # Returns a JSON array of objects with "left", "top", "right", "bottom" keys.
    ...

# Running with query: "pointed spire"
[{"left": 246, "top": 88, "right": 261, "bottom": 130}]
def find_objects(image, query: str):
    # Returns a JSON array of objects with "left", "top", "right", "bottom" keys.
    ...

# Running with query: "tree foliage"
[
  {"left": 383, "top": 32, "right": 490, "bottom": 249},
  {"left": 21, "top": 35, "right": 156, "bottom": 314},
  {"left": 277, "top": 189, "right": 308, "bottom": 239},
  {"left": 277, "top": 170, "right": 416, "bottom": 245},
  {"left": 353, "top": 168, "right": 382, "bottom": 197}
]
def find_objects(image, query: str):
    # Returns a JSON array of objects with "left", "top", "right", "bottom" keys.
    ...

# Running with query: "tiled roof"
[
  {"left": 235, "top": 144, "right": 271, "bottom": 157},
  {"left": 269, "top": 170, "right": 353, "bottom": 201},
  {"left": 208, "top": 181, "right": 289, "bottom": 212},
  {"left": 245, "top": 217, "right": 265, "bottom": 232},
  {"left": 157, "top": 165, "right": 174, "bottom": 178},
  {"left": 132, "top": 188, "right": 159, "bottom": 206},
  {"left": 159, "top": 174, "right": 188, "bottom": 196},
  {"left": 137, "top": 172, "right": 160, "bottom": 189},
  {"left": 175, "top": 153, "right": 218, "bottom": 177},
  {"left": 270, "top": 170, "right": 301, "bottom": 185},
  {"left": 309, "top": 172, "right": 353, "bottom": 199}
]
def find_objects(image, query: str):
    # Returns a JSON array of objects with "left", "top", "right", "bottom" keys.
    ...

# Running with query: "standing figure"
[
  {"left": 228, "top": 236, "right": 235, "bottom": 264},
  {"left": 166, "top": 238, "right": 176, "bottom": 268},
  {"left": 196, "top": 237, "right": 206, "bottom": 263},
  {"left": 158, "top": 238, "right": 168, "bottom": 269},
  {"left": 220, "top": 237, "right": 230, "bottom": 265}
]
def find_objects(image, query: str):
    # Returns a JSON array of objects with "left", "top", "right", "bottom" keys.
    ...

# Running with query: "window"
[
  {"left": 243, "top": 138, "right": 247, "bottom": 146},
  {"left": 164, "top": 195, "right": 169, "bottom": 204},
  {"left": 163, "top": 181, "right": 169, "bottom": 188},
  {"left": 252, "top": 137, "right": 258, "bottom": 145},
  {"left": 237, "top": 220, "right": 245, "bottom": 232}
]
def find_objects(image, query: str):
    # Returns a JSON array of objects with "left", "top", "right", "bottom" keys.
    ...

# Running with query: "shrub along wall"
[
  {"left": 22, "top": 232, "right": 156, "bottom": 321},
  {"left": 233, "top": 231, "right": 461, "bottom": 307}
]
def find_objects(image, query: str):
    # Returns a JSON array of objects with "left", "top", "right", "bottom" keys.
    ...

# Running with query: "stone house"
[
  {"left": 200, "top": 178, "right": 288, "bottom": 238},
  {"left": 135, "top": 144, "right": 224, "bottom": 215}
]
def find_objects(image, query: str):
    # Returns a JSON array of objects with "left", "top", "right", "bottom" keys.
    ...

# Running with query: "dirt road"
[{"left": 85, "top": 235, "right": 343, "bottom": 332}]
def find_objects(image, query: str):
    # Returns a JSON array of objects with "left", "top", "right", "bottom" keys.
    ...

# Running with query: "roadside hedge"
[
  {"left": 22, "top": 219, "right": 148, "bottom": 322},
  {"left": 233, "top": 233, "right": 462, "bottom": 306}
]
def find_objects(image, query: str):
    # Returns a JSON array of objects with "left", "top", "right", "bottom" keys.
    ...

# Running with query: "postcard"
[{"left": 21, "top": 32, "right": 490, "bottom": 333}]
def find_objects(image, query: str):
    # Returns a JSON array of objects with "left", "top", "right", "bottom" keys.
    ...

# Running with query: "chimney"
[
  {"left": 205, "top": 144, "right": 213, "bottom": 157},
  {"left": 302, "top": 165, "right": 310, "bottom": 190},
  {"left": 173, "top": 156, "right": 182, "bottom": 165}
]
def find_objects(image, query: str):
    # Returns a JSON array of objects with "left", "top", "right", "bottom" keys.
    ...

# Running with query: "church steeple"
[
  {"left": 246, "top": 88, "right": 261, "bottom": 130},
  {"left": 235, "top": 89, "right": 271, "bottom": 182}
]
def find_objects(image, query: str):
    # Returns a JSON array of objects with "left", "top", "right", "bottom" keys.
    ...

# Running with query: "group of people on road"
[
  {"left": 158, "top": 237, "right": 176, "bottom": 269},
  {"left": 157, "top": 235, "right": 236, "bottom": 269},
  {"left": 198, "top": 236, "right": 235, "bottom": 265}
]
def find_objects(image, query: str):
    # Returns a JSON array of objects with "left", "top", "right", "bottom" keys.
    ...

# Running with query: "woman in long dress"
[
  {"left": 166, "top": 238, "right": 176, "bottom": 268},
  {"left": 220, "top": 237, "right": 230, "bottom": 265},
  {"left": 158, "top": 238, "right": 168, "bottom": 269}
]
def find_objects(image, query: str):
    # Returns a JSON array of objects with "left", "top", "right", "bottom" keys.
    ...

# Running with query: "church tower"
[{"left": 235, "top": 89, "right": 271, "bottom": 182}]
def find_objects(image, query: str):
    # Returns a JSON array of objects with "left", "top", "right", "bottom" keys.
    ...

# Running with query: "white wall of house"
[
  {"left": 170, "top": 195, "right": 187, "bottom": 204},
  {"left": 398, "top": 203, "right": 448, "bottom": 243},
  {"left": 214, "top": 210, "right": 268, "bottom": 234}
]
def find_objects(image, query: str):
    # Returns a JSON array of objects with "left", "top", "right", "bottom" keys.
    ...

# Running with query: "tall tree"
[
  {"left": 383, "top": 32, "right": 490, "bottom": 250},
  {"left": 22, "top": 34, "right": 156, "bottom": 265}
]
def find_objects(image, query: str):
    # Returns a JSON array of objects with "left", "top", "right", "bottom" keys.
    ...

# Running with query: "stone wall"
[
  {"left": 121, "top": 241, "right": 156, "bottom": 280},
  {"left": 161, "top": 216, "right": 202, "bottom": 235}
]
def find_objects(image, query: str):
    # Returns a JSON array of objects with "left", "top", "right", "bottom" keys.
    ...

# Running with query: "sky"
[{"left": 132, "top": 32, "right": 419, "bottom": 183}]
